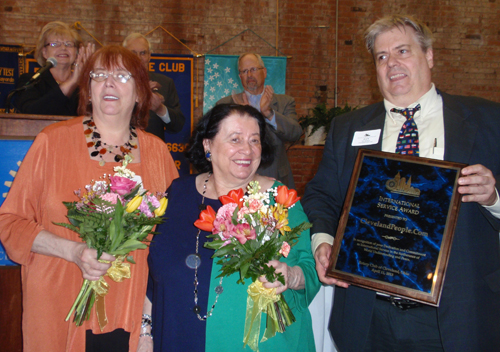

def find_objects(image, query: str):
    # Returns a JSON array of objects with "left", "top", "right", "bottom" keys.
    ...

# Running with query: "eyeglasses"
[
  {"left": 45, "top": 41, "right": 76, "bottom": 48},
  {"left": 89, "top": 71, "right": 133, "bottom": 83},
  {"left": 238, "top": 67, "right": 264, "bottom": 75},
  {"left": 131, "top": 50, "right": 149, "bottom": 57}
]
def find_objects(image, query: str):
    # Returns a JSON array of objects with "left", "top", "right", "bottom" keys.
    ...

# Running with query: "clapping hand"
[
  {"left": 260, "top": 85, "right": 274, "bottom": 119},
  {"left": 149, "top": 81, "right": 167, "bottom": 116},
  {"left": 73, "top": 42, "right": 95, "bottom": 77}
]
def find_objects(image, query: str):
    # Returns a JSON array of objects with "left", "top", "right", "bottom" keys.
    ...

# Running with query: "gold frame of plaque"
[{"left": 327, "top": 149, "right": 466, "bottom": 306}]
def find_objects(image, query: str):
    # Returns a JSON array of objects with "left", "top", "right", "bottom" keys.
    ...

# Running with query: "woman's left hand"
[{"left": 259, "top": 260, "right": 305, "bottom": 294}]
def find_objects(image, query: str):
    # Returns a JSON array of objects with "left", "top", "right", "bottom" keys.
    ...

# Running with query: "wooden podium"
[
  {"left": 0, "top": 113, "right": 72, "bottom": 137},
  {"left": 0, "top": 113, "right": 72, "bottom": 352}
]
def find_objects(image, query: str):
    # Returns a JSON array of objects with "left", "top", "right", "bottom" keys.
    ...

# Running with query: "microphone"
[
  {"left": 4, "top": 57, "right": 58, "bottom": 113},
  {"left": 24, "top": 57, "right": 57, "bottom": 86}
]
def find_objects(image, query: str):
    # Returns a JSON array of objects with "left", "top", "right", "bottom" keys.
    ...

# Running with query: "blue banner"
[
  {"left": 149, "top": 54, "right": 193, "bottom": 176},
  {"left": 0, "top": 139, "right": 34, "bottom": 265},
  {"left": 203, "top": 54, "right": 287, "bottom": 114},
  {"left": 0, "top": 45, "right": 23, "bottom": 113}
]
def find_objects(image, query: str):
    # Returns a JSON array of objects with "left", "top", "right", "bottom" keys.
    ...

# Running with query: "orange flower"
[
  {"left": 194, "top": 205, "right": 217, "bottom": 232},
  {"left": 275, "top": 186, "right": 300, "bottom": 207},
  {"left": 219, "top": 188, "right": 244, "bottom": 208}
]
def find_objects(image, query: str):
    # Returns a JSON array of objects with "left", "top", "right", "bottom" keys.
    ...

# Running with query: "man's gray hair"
[
  {"left": 237, "top": 53, "right": 266, "bottom": 69},
  {"left": 122, "top": 33, "right": 151, "bottom": 51},
  {"left": 365, "top": 14, "right": 434, "bottom": 56}
]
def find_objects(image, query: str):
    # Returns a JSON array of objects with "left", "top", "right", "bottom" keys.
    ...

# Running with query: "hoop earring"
[{"left": 205, "top": 151, "right": 212, "bottom": 162}]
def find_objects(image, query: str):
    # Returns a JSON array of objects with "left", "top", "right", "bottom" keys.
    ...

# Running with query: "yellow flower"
[
  {"left": 154, "top": 197, "right": 168, "bottom": 217},
  {"left": 273, "top": 204, "right": 291, "bottom": 236},
  {"left": 125, "top": 195, "right": 143, "bottom": 213}
]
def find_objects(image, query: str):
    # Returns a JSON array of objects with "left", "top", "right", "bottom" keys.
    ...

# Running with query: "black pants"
[
  {"left": 86, "top": 329, "right": 129, "bottom": 352},
  {"left": 363, "top": 298, "right": 444, "bottom": 352}
]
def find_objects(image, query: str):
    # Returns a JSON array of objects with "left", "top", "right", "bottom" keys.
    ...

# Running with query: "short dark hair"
[
  {"left": 78, "top": 45, "right": 152, "bottom": 129},
  {"left": 186, "top": 104, "right": 274, "bottom": 173}
]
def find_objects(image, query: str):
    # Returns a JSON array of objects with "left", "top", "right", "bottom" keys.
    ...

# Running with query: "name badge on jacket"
[{"left": 351, "top": 129, "right": 381, "bottom": 146}]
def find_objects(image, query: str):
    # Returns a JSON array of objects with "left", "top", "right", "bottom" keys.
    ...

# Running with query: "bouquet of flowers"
[
  {"left": 55, "top": 155, "right": 168, "bottom": 330},
  {"left": 194, "top": 181, "right": 311, "bottom": 351}
]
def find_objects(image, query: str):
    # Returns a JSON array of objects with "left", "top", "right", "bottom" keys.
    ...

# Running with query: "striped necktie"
[{"left": 391, "top": 104, "right": 421, "bottom": 156}]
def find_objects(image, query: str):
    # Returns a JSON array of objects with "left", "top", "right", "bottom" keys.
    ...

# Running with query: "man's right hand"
[
  {"left": 315, "top": 242, "right": 349, "bottom": 287},
  {"left": 149, "top": 81, "right": 167, "bottom": 116}
]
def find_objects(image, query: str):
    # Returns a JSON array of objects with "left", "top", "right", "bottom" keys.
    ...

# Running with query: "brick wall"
[{"left": 1, "top": 0, "right": 499, "bottom": 121}]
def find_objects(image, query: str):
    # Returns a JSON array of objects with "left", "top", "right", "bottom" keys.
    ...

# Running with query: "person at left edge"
[
  {"left": 15, "top": 21, "right": 94, "bottom": 115},
  {"left": 123, "top": 33, "right": 186, "bottom": 141},
  {"left": 0, "top": 45, "right": 178, "bottom": 352},
  {"left": 143, "top": 104, "right": 320, "bottom": 351}
]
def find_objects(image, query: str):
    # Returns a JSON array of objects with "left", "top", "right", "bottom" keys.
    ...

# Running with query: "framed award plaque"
[{"left": 327, "top": 149, "right": 466, "bottom": 306}]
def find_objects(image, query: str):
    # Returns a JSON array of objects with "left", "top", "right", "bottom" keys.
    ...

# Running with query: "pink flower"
[
  {"left": 248, "top": 199, "right": 263, "bottom": 213},
  {"left": 237, "top": 206, "right": 251, "bottom": 220},
  {"left": 110, "top": 176, "right": 137, "bottom": 196},
  {"left": 145, "top": 193, "right": 160, "bottom": 209},
  {"left": 100, "top": 192, "right": 120, "bottom": 204},
  {"left": 213, "top": 219, "right": 238, "bottom": 246},
  {"left": 279, "top": 242, "right": 291, "bottom": 257},
  {"left": 233, "top": 223, "right": 257, "bottom": 245},
  {"left": 139, "top": 199, "right": 154, "bottom": 218},
  {"left": 213, "top": 218, "right": 234, "bottom": 236},
  {"left": 216, "top": 203, "right": 238, "bottom": 221}
]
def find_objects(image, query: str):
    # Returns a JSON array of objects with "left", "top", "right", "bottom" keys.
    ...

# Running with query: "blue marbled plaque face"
[{"left": 335, "top": 155, "right": 458, "bottom": 293}]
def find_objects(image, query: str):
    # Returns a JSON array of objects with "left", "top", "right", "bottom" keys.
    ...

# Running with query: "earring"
[{"left": 205, "top": 151, "right": 212, "bottom": 162}]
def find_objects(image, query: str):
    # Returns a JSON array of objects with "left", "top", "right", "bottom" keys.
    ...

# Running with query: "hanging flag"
[
  {"left": 203, "top": 54, "right": 287, "bottom": 114},
  {"left": 0, "top": 45, "right": 23, "bottom": 113},
  {"left": 149, "top": 54, "right": 193, "bottom": 176}
]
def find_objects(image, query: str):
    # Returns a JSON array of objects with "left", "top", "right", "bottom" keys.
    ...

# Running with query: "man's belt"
[{"left": 376, "top": 294, "right": 423, "bottom": 310}]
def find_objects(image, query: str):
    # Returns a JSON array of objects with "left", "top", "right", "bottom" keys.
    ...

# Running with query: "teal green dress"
[{"left": 205, "top": 182, "right": 320, "bottom": 352}]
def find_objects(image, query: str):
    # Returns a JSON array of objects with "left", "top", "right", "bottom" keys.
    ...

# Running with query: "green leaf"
[
  {"left": 204, "top": 240, "right": 225, "bottom": 250},
  {"left": 110, "top": 202, "right": 125, "bottom": 251},
  {"left": 112, "top": 242, "right": 148, "bottom": 256},
  {"left": 212, "top": 243, "right": 237, "bottom": 257},
  {"left": 240, "top": 261, "right": 250, "bottom": 280}
]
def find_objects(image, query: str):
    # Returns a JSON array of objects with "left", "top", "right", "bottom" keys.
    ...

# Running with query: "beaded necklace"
[
  {"left": 83, "top": 117, "right": 138, "bottom": 166},
  {"left": 190, "top": 172, "right": 224, "bottom": 321}
]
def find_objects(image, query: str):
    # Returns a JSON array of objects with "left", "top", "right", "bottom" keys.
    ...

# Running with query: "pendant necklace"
[{"left": 190, "top": 172, "right": 224, "bottom": 321}]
